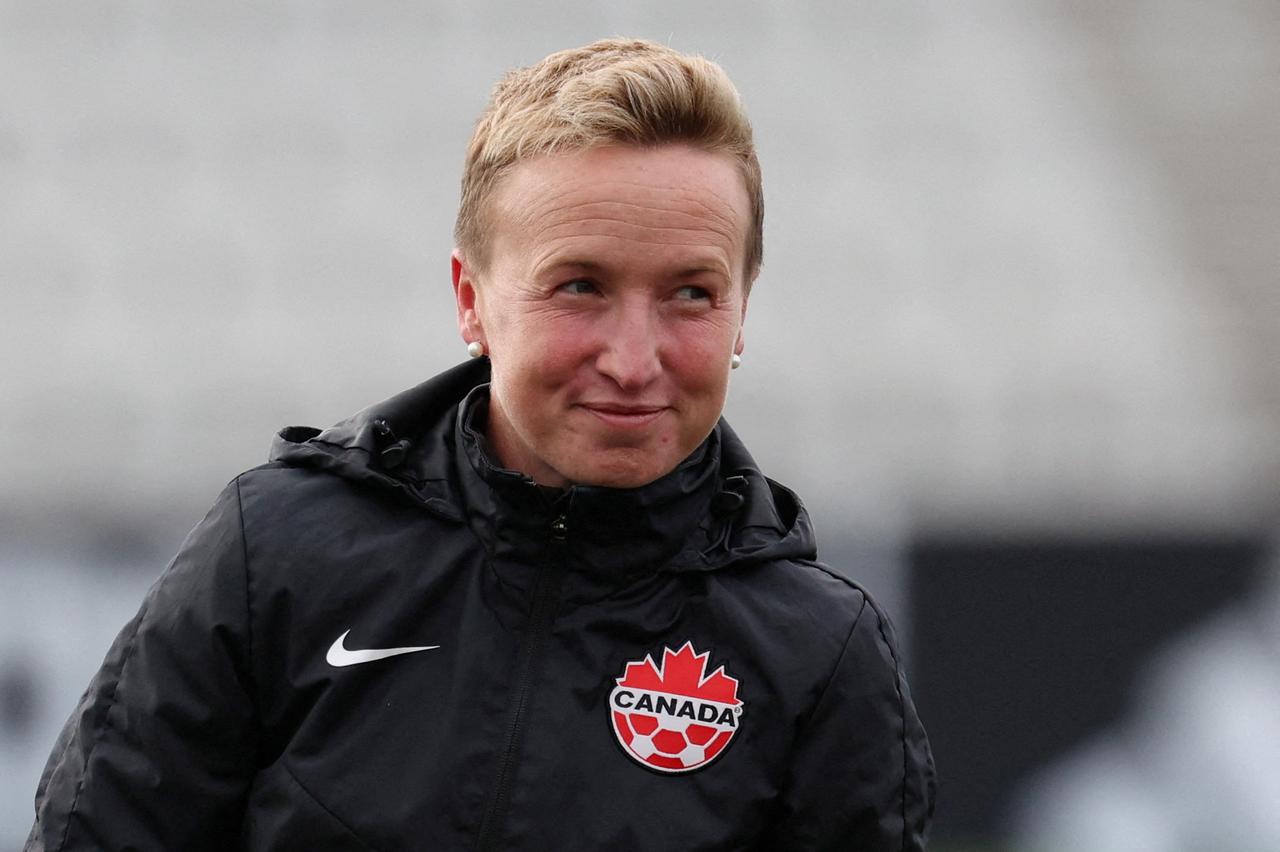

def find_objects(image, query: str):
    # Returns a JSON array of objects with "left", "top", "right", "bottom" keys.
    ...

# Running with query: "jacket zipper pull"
[{"left": 550, "top": 514, "right": 568, "bottom": 542}]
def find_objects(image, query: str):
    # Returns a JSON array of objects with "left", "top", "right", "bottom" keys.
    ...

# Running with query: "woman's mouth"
[{"left": 579, "top": 404, "right": 668, "bottom": 428}]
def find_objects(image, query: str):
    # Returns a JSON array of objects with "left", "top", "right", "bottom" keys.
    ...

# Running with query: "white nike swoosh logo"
[{"left": 325, "top": 629, "right": 441, "bottom": 667}]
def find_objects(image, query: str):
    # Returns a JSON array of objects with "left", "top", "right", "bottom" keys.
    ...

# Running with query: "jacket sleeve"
[
  {"left": 27, "top": 479, "right": 260, "bottom": 851},
  {"left": 762, "top": 591, "right": 936, "bottom": 851}
]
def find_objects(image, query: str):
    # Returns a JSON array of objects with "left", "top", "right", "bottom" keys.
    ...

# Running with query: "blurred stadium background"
[{"left": 2, "top": 1, "right": 1277, "bottom": 849}]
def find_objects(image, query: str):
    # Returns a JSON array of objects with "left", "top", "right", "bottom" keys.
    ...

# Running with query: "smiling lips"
[{"left": 579, "top": 403, "right": 668, "bottom": 428}]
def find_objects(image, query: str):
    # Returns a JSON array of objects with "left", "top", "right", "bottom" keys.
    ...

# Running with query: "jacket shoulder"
[
  {"left": 718, "top": 555, "right": 881, "bottom": 645},
  {"left": 232, "top": 461, "right": 424, "bottom": 534},
  {"left": 795, "top": 557, "right": 902, "bottom": 642}
]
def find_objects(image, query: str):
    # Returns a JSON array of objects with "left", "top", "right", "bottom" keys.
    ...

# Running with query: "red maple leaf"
[{"left": 617, "top": 642, "right": 741, "bottom": 704}]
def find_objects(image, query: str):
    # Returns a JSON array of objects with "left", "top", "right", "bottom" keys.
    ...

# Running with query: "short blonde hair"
[{"left": 455, "top": 38, "right": 763, "bottom": 282}]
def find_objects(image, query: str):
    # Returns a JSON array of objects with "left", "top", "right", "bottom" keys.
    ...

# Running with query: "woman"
[{"left": 29, "top": 39, "right": 934, "bottom": 851}]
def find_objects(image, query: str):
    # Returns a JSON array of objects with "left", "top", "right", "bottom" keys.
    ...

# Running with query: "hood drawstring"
[
  {"left": 372, "top": 419, "right": 413, "bottom": 470},
  {"left": 701, "top": 474, "right": 749, "bottom": 560}
]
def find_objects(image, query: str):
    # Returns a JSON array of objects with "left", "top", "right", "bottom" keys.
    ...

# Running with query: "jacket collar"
[{"left": 452, "top": 385, "right": 723, "bottom": 585}]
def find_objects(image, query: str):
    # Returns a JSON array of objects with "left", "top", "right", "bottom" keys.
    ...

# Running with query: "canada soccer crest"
[{"left": 609, "top": 641, "right": 745, "bottom": 773}]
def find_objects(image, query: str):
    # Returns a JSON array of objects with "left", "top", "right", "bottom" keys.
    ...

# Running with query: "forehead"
[{"left": 485, "top": 145, "right": 752, "bottom": 276}]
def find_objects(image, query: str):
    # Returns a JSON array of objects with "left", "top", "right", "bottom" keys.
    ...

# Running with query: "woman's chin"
[{"left": 557, "top": 447, "right": 680, "bottom": 490}]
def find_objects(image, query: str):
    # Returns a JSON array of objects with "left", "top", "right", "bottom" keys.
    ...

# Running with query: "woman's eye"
[
  {"left": 674, "top": 285, "right": 711, "bottom": 301},
  {"left": 558, "top": 280, "right": 597, "bottom": 295}
]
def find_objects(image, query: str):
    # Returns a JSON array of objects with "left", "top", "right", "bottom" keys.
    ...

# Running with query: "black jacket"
[{"left": 29, "top": 360, "right": 935, "bottom": 851}]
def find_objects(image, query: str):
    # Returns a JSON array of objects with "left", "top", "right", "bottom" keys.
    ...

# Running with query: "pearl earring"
[
  {"left": 731, "top": 353, "right": 742, "bottom": 370},
  {"left": 467, "top": 341, "right": 485, "bottom": 358}
]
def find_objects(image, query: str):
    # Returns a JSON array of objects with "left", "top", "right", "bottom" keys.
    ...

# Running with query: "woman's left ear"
[{"left": 735, "top": 294, "right": 747, "bottom": 357}]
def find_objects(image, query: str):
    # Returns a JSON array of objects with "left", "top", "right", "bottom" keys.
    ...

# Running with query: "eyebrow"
[
  {"left": 541, "top": 259, "right": 608, "bottom": 276},
  {"left": 538, "top": 258, "right": 730, "bottom": 280},
  {"left": 671, "top": 264, "right": 730, "bottom": 279}
]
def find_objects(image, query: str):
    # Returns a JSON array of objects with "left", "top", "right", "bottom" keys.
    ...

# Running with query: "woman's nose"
[{"left": 595, "top": 304, "right": 662, "bottom": 390}]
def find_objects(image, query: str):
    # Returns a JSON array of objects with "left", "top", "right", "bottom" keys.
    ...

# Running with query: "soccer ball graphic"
[
  {"left": 609, "top": 642, "right": 745, "bottom": 773},
  {"left": 618, "top": 708, "right": 718, "bottom": 768}
]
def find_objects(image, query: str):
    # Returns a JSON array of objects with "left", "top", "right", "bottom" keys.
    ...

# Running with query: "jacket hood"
[{"left": 269, "top": 359, "right": 817, "bottom": 577}]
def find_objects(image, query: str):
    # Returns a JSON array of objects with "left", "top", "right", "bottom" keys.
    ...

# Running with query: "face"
[{"left": 452, "top": 144, "right": 752, "bottom": 489}]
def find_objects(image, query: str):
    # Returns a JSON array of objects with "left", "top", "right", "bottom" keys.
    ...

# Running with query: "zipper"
[{"left": 475, "top": 512, "right": 568, "bottom": 851}]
